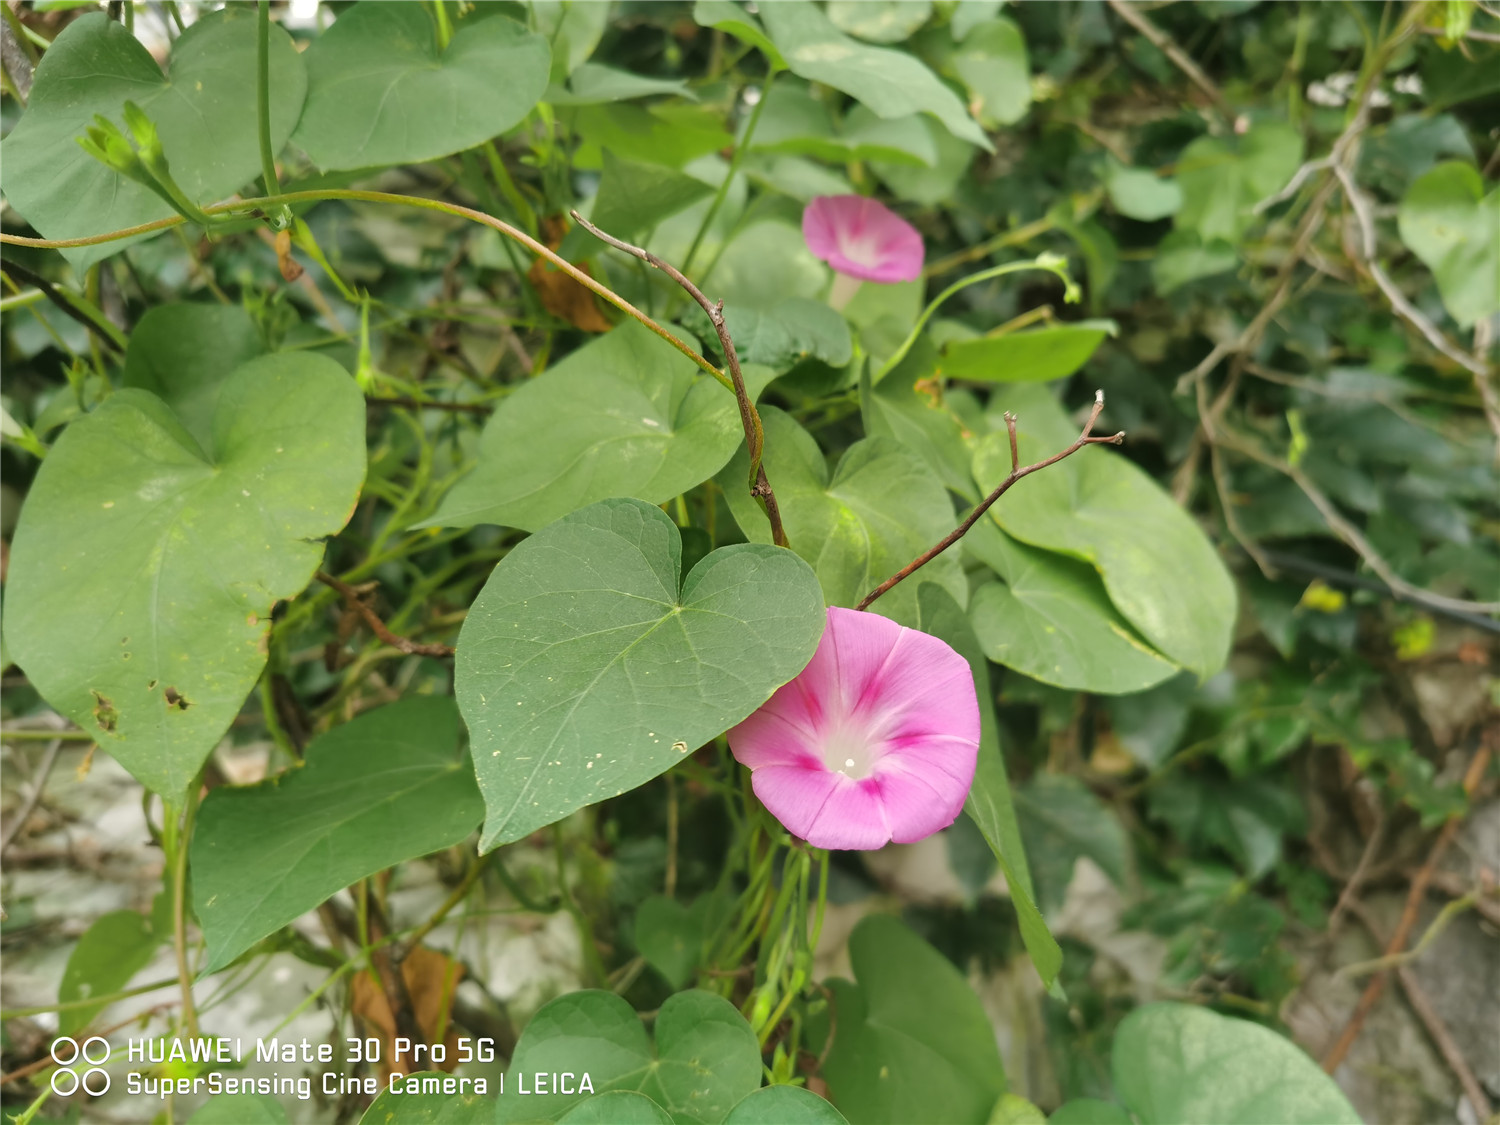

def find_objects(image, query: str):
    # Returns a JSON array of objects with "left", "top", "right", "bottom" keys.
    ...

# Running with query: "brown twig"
[
  {"left": 366, "top": 396, "right": 493, "bottom": 415},
  {"left": 855, "top": 390, "right": 1124, "bottom": 611},
  {"left": 1327, "top": 808, "right": 1387, "bottom": 935},
  {"left": 315, "top": 572, "right": 455, "bottom": 658},
  {"left": 0, "top": 737, "right": 62, "bottom": 858},
  {"left": 1104, "top": 0, "right": 1233, "bottom": 120},
  {"left": 1321, "top": 739, "right": 1493, "bottom": 1074},
  {"left": 569, "top": 211, "right": 789, "bottom": 548},
  {"left": 1344, "top": 898, "right": 1493, "bottom": 1121}
]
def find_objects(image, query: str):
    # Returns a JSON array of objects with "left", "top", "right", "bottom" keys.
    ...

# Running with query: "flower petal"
[
  {"left": 753, "top": 765, "right": 892, "bottom": 850},
  {"left": 802, "top": 195, "right": 924, "bottom": 283},
  {"left": 871, "top": 753, "right": 973, "bottom": 843}
]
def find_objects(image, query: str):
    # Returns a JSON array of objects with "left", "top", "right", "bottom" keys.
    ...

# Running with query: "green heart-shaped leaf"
[
  {"left": 1112, "top": 1004, "right": 1361, "bottom": 1124},
  {"left": 457, "top": 498, "right": 824, "bottom": 849},
  {"left": 758, "top": 1, "right": 990, "bottom": 150},
  {"left": 965, "top": 519, "right": 1179, "bottom": 694},
  {"left": 719, "top": 407, "right": 966, "bottom": 626},
  {"left": 939, "top": 320, "right": 1117, "bottom": 384},
  {"left": 822, "top": 915, "right": 1008, "bottom": 1124},
  {"left": 355, "top": 1072, "right": 492, "bottom": 1124},
  {"left": 122, "top": 303, "right": 266, "bottom": 452},
  {"left": 3, "top": 354, "right": 366, "bottom": 798},
  {"left": 972, "top": 386, "right": 1234, "bottom": 681},
  {"left": 1398, "top": 161, "right": 1500, "bottom": 328},
  {"left": 723, "top": 1086, "right": 849, "bottom": 1124},
  {"left": 193, "top": 698, "right": 483, "bottom": 974},
  {"left": 292, "top": 3, "right": 550, "bottom": 171},
  {"left": 634, "top": 894, "right": 704, "bottom": 989},
  {"left": 0, "top": 9, "right": 306, "bottom": 271},
  {"left": 422, "top": 322, "right": 746, "bottom": 532},
  {"left": 498, "top": 990, "right": 761, "bottom": 1123}
]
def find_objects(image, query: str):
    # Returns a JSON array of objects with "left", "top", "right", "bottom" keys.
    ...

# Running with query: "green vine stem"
[
  {"left": 874, "top": 252, "right": 1081, "bottom": 383},
  {"left": 1, "top": 190, "right": 735, "bottom": 393},
  {"left": 680, "top": 66, "right": 780, "bottom": 279}
]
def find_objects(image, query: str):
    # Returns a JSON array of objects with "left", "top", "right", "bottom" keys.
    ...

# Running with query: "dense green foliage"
[{"left": 1, "top": 1, "right": 1496, "bottom": 1123}]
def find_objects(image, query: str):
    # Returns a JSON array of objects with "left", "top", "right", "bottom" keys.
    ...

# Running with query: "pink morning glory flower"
[
  {"left": 802, "top": 194, "right": 925, "bottom": 284},
  {"left": 728, "top": 608, "right": 980, "bottom": 851}
]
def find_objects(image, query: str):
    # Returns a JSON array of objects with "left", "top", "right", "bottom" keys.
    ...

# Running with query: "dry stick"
[
  {"left": 0, "top": 738, "right": 62, "bottom": 857},
  {"left": 569, "top": 211, "right": 789, "bottom": 548},
  {"left": 1330, "top": 162, "right": 1500, "bottom": 453},
  {"left": 316, "top": 572, "right": 455, "bottom": 658},
  {"left": 1104, "top": 0, "right": 1234, "bottom": 120},
  {"left": 1326, "top": 808, "right": 1387, "bottom": 936},
  {"left": 1344, "top": 897, "right": 1494, "bottom": 1122},
  {"left": 856, "top": 390, "right": 1124, "bottom": 612},
  {"left": 1321, "top": 739, "right": 1494, "bottom": 1075}
]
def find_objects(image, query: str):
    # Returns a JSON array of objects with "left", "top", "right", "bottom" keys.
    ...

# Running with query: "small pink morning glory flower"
[
  {"left": 802, "top": 195, "right": 925, "bottom": 283},
  {"left": 728, "top": 608, "right": 980, "bottom": 851}
]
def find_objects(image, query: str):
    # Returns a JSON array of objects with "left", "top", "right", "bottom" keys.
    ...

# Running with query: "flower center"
[{"left": 821, "top": 720, "right": 882, "bottom": 780}]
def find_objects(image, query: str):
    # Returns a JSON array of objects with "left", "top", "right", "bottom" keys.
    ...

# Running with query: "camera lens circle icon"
[
  {"left": 49, "top": 1036, "right": 111, "bottom": 1096},
  {"left": 49, "top": 1037, "right": 80, "bottom": 1067}
]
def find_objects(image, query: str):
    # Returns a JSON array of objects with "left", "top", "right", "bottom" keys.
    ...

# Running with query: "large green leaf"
[
  {"left": 719, "top": 407, "right": 966, "bottom": 627},
  {"left": 860, "top": 345, "right": 979, "bottom": 502},
  {"left": 3, "top": 355, "right": 365, "bottom": 798},
  {"left": 822, "top": 915, "right": 1007, "bottom": 1125},
  {"left": 692, "top": 1, "right": 786, "bottom": 68},
  {"left": 721, "top": 298, "right": 853, "bottom": 370},
  {"left": 867, "top": 112, "right": 978, "bottom": 207},
  {"left": 1174, "top": 121, "right": 1302, "bottom": 243},
  {"left": 1013, "top": 774, "right": 1131, "bottom": 914},
  {"left": 965, "top": 520, "right": 1178, "bottom": 694},
  {"left": 188, "top": 1096, "right": 290, "bottom": 1124},
  {"left": 292, "top": 3, "right": 550, "bottom": 171},
  {"left": 915, "top": 584, "right": 1061, "bottom": 988},
  {"left": 1397, "top": 161, "right": 1500, "bottom": 328},
  {"left": 747, "top": 81, "right": 937, "bottom": 167},
  {"left": 59, "top": 897, "right": 169, "bottom": 1035},
  {"left": 940, "top": 321, "right": 1117, "bottom": 383},
  {"left": 122, "top": 303, "right": 265, "bottom": 452},
  {"left": 456, "top": 498, "right": 824, "bottom": 850},
  {"left": 755, "top": 1, "right": 990, "bottom": 149},
  {"left": 951, "top": 18, "right": 1031, "bottom": 128},
  {"left": 355, "top": 1071, "right": 493, "bottom": 1124},
  {"left": 1111, "top": 1004, "right": 1361, "bottom": 1124},
  {"left": 586, "top": 152, "right": 714, "bottom": 242},
  {"left": 826, "top": 1, "right": 933, "bottom": 44},
  {"left": 422, "top": 322, "right": 744, "bottom": 532},
  {"left": 192, "top": 698, "right": 483, "bottom": 974},
  {"left": 723, "top": 1086, "right": 849, "bottom": 1124},
  {"left": 971, "top": 386, "right": 1234, "bottom": 681},
  {"left": 558, "top": 1093, "right": 673, "bottom": 1124},
  {"left": 0, "top": 9, "right": 306, "bottom": 271},
  {"left": 497, "top": 990, "right": 761, "bottom": 1123}
]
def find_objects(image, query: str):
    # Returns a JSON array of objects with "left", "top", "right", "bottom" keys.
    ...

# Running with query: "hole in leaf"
[
  {"left": 163, "top": 687, "right": 190, "bottom": 711},
  {"left": 91, "top": 691, "right": 119, "bottom": 733}
]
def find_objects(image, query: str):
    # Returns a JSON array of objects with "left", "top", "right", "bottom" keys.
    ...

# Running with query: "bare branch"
[
  {"left": 856, "top": 390, "right": 1124, "bottom": 612},
  {"left": 316, "top": 572, "right": 455, "bottom": 658},
  {"left": 570, "top": 211, "right": 789, "bottom": 549},
  {"left": 1105, "top": 0, "right": 1233, "bottom": 120}
]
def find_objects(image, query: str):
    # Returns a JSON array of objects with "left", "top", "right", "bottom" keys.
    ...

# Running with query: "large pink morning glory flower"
[
  {"left": 728, "top": 608, "right": 980, "bottom": 851},
  {"left": 802, "top": 194, "right": 925, "bottom": 284}
]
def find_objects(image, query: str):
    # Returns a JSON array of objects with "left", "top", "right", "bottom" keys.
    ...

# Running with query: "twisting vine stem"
[
  {"left": 570, "top": 210, "right": 789, "bottom": 548},
  {"left": 856, "top": 390, "right": 1124, "bottom": 611}
]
